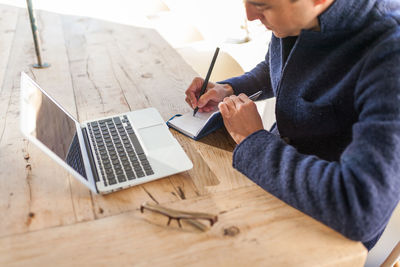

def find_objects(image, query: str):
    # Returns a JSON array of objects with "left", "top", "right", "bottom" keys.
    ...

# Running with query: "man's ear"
[
  {"left": 313, "top": 0, "right": 334, "bottom": 11},
  {"left": 314, "top": 0, "right": 330, "bottom": 6}
]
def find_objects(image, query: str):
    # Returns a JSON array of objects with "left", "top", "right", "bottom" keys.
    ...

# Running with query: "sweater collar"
[{"left": 316, "top": 0, "right": 377, "bottom": 33}]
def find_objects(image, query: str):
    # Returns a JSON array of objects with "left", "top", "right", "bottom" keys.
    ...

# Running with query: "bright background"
[
  {"left": 1, "top": 0, "right": 271, "bottom": 74},
  {"left": 1, "top": 0, "right": 276, "bottom": 128}
]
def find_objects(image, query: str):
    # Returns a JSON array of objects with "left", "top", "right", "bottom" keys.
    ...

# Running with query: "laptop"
[{"left": 20, "top": 72, "right": 193, "bottom": 194}]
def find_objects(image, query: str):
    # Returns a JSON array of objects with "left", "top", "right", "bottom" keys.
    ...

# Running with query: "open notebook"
[{"left": 167, "top": 91, "right": 262, "bottom": 140}]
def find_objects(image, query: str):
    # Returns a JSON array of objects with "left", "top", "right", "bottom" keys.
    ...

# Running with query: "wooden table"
[{"left": 0, "top": 4, "right": 367, "bottom": 266}]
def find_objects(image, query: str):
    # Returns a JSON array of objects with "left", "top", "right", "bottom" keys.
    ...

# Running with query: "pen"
[
  {"left": 248, "top": 90, "right": 262, "bottom": 101},
  {"left": 193, "top": 47, "right": 220, "bottom": 117}
]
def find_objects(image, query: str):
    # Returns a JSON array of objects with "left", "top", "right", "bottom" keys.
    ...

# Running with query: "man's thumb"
[{"left": 197, "top": 91, "right": 212, "bottom": 108}]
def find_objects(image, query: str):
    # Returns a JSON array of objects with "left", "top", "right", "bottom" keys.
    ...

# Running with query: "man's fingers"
[
  {"left": 231, "top": 95, "right": 245, "bottom": 107},
  {"left": 187, "top": 77, "right": 204, "bottom": 92},
  {"left": 184, "top": 92, "right": 197, "bottom": 108},
  {"left": 190, "top": 93, "right": 197, "bottom": 108},
  {"left": 198, "top": 89, "right": 216, "bottom": 108},
  {"left": 238, "top": 93, "right": 251, "bottom": 103},
  {"left": 223, "top": 96, "right": 236, "bottom": 110},
  {"left": 218, "top": 102, "right": 230, "bottom": 117},
  {"left": 185, "top": 77, "right": 204, "bottom": 108},
  {"left": 185, "top": 96, "right": 195, "bottom": 109}
]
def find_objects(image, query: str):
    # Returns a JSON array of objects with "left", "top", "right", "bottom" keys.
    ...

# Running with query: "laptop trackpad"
[
  {"left": 129, "top": 108, "right": 164, "bottom": 129},
  {"left": 137, "top": 125, "right": 176, "bottom": 151}
]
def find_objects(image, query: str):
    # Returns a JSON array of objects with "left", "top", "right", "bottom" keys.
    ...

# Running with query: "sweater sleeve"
[
  {"left": 218, "top": 50, "right": 274, "bottom": 99},
  {"left": 232, "top": 39, "right": 400, "bottom": 248}
]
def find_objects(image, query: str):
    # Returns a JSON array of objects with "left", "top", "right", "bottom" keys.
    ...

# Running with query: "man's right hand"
[{"left": 185, "top": 77, "right": 234, "bottom": 113}]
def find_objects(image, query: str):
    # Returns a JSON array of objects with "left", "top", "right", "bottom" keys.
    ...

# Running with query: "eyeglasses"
[{"left": 140, "top": 202, "right": 218, "bottom": 231}]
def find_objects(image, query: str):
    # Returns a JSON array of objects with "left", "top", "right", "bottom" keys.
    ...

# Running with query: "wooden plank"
[
  {"left": 31, "top": 9, "right": 96, "bottom": 223},
  {"left": 172, "top": 132, "right": 221, "bottom": 195},
  {"left": 0, "top": 4, "right": 18, "bottom": 89},
  {"left": 181, "top": 128, "right": 255, "bottom": 193},
  {"left": 0, "top": 8, "right": 59, "bottom": 237},
  {"left": 0, "top": 8, "right": 93, "bottom": 238},
  {"left": 0, "top": 185, "right": 367, "bottom": 266},
  {"left": 0, "top": 7, "right": 41, "bottom": 238}
]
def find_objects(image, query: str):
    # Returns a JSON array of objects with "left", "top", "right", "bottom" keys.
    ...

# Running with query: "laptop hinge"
[{"left": 82, "top": 127, "right": 101, "bottom": 188}]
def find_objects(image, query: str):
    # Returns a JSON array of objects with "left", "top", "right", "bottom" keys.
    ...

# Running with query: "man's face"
[{"left": 245, "top": 0, "right": 319, "bottom": 38}]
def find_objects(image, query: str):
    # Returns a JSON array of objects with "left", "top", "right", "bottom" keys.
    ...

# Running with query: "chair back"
[
  {"left": 365, "top": 203, "right": 400, "bottom": 267},
  {"left": 380, "top": 241, "right": 400, "bottom": 267}
]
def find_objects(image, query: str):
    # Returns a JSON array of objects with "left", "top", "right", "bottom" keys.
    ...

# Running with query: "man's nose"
[{"left": 245, "top": 2, "right": 261, "bottom": 21}]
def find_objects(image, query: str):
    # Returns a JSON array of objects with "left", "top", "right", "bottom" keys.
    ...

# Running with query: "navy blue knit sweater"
[{"left": 220, "top": 0, "right": 400, "bottom": 250}]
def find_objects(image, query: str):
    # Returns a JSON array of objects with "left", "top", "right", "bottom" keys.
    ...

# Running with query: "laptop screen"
[{"left": 21, "top": 76, "right": 87, "bottom": 179}]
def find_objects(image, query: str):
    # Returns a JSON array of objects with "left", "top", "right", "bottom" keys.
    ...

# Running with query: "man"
[{"left": 185, "top": 0, "right": 400, "bottom": 250}]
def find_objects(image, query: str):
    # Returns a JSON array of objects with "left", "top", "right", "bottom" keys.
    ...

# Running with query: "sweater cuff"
[
  {"left": 217, "top": 78, "right": 255, "bottom": 96},
  {"left": 232, "top": 129, "right": 281, "bottom": 181},
  {"left": 216, "top": 80, "right": 238, "bottom": 95}
]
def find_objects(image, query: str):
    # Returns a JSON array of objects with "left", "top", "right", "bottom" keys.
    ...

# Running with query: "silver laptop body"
[{"left": 20, "top": 72, "right": 193, "bottom": 194}]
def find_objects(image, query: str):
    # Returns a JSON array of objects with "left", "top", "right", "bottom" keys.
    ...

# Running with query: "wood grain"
[
  {"left": 0, "top": 185, "right": 367, "bottom": 267},
  {"left": 0, "top": 4, "right": 18, "bottom": 88},
  {"left": 0, "top": 8, "right": 79, "bottom": 237}
]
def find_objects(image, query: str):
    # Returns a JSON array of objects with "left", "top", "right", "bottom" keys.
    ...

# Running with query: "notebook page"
[{"left": 168, "top": 110, "right": 217, "bottom": 137}]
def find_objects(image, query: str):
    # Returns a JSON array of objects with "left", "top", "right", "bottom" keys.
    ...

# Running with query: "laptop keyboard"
[{"left": 87, "top": 115, "right": 154, "bottom": 187}]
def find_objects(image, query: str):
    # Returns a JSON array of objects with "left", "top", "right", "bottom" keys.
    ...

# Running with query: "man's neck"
[{"left": 308, "top": 0, "right": 336, "bottom": 32}]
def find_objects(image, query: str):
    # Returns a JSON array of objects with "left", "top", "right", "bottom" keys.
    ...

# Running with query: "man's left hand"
[{"left": 218, "top": 93, "right": 264, "bottom": 144}]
